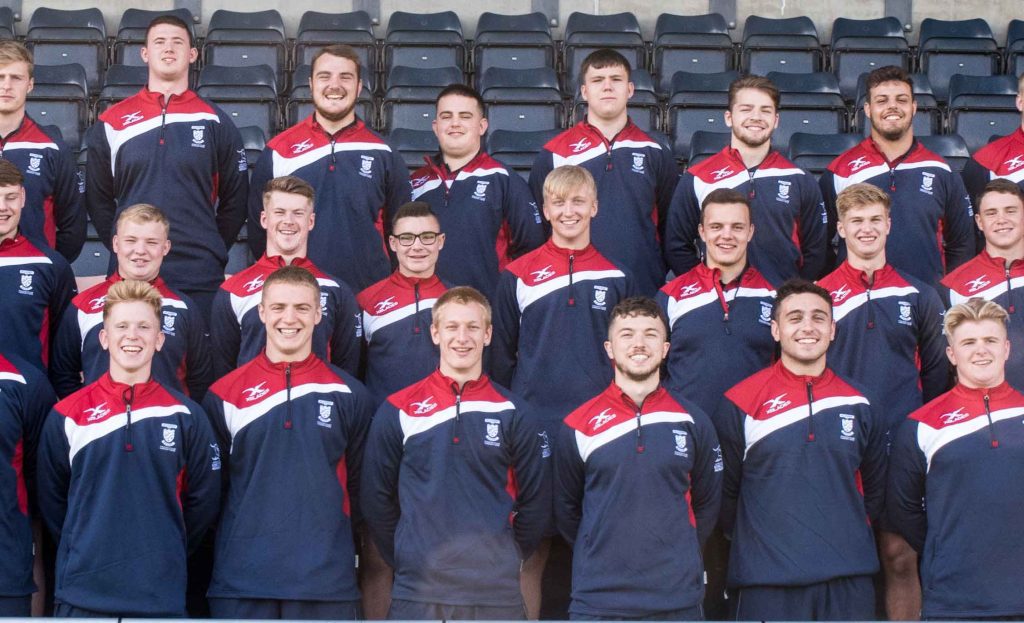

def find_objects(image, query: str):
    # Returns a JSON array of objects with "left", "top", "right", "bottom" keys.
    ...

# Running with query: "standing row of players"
[{"left": 1, "top": 11, "right": 1024, "bottom": 621}]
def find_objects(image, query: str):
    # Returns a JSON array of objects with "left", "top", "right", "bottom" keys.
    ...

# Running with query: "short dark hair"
[
  {"left": 436, "top": 83, "right": 484, "bottom": 116},
  {"left": 392, "top": 201, "right": 439, "bottom": 228},
  {"left": 701, "top": 188, "right": 751, "bottom": 224},
  {"left": 0, "top": 159, "right": 24, "bottom": 187},
  {"left": 608, "top": 296, "right": 668, "bottom": 336},
  {"left": 310, "top": 44, "right": 362, "bottom": 85},
  {"left": 579, "top": 48, "right": 632, "bottom": 84},
  {"left": 772, "top": 279, "right": 832, "bottom": 321},
  {"left": 262, "top": 265, "right": 320, "bottom": 302},
  {"left": 728, "top": 75, "right": 780, "bottom": 110},
  {"left": 864, "top": 65, "right": 913, "bottom": 100},
  {"left": 978, "top": 178, "right": 1024, "bottom": 207},
  {"left": 146, "top": 15, "right": 194, "bottom": 48}
]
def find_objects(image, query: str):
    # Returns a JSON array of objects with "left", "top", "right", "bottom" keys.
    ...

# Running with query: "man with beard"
[
  {"left": 665, "top": 76, "right": 827, "bottom": 286},
  {"left": 247, "top": 45, "right": 409, "bottom": 293},
  {"left": 555, "top": 296, "right": 721, "bottom": 620},
  {"left": 820, "top": 66, "right": 975, "bottom": 289}
]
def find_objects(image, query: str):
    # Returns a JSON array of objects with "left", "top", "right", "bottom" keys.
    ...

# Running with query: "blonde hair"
[
  {"left": 0, "top": 41, "right": 32, "bottom": 76},
  {"left": 542, "top": 165, "right": 596, "bottom": 203},
  {"left": 433, "top": 286, "right": 492, "bottom": 327},
  {"left": 115, "top": 203, "right": 170, "bottom": 236},
  {"left": 262, "top": 175, "right": 315, "bottom": 209},
  {"left": 944, "top": 297, "right": 1009, "bottom": 340},
  {"left": 103, "top": 279, "right": 162, "bottom": 323},
  {"left": 836, "top": 182, "right": 891, "bottom": 220}
]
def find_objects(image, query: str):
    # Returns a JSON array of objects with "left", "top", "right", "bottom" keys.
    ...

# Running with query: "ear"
[
  {"left": 99, "top": 327, "right": 109, "bottom": 351},
  {"left": 155, "top": 329, "right": 166, "bottom": 352}
]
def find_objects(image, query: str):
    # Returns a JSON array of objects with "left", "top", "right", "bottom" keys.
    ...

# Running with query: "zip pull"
[
  {"left": 284, "top": 364, "right": 293, "bottom": 429},
  {"left": 888, "top": 168, "right": 896, "bottom": 192},
  {"left": 329, "top": 137, "right": 337, "bottom": 171},
  {"left": 158, "top": 95, "right": 169, "bottom": 146},
  {"left": 452, "top": 389, "right": 462, "bottom": 445},
  {"left": 984, "top": 394, "right": 998, "bottom": 449},
  {"left": 413, "top": 282, "right": 422, "bottom": 334},
  {"left": 866, "top": 287, "right": 875, "bottom": 329},
  {"left": 634, "top": 410, "right": 644, "bottom": 453},
  {"left": 1006, "top": 267, "right": 1016, "bottom": 314},
  {"left": 605, "top": 151, "right": 613, "bottom": 171},
  {"left": 805, "top": 382, "right": 815, "bottom": 442},
  {"left": 568, "top": 254, "right": 576, "bottom": 306},
  {"left": 123, "top": 385, "right": 136, "bottom": 452}
]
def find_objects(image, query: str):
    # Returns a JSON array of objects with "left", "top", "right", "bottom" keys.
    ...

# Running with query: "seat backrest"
[
  {"left": 117, "top": 8, "right": 194, "bottom": 37},
  {"left": 476, "top": 12, "right": 550, "bottom": 36},
  {"left": 479, "top": 66, "right": 560, "bottom": 92},
  {"left": 917, "top": 134, "right": 970, "bottom": 161},
  {"left": 387, "top": 64, "right": 463, "bottom": 89},
  {"left": 688, "top": 130, "right": 731, "bottom": 162},
  {"left": 565, "top": 12, "right": 642, "bottom": 37},
  {"left": 103, "top": 64, "right": 149, "bottom": 87},
  {"left": 787, "top": 132, "right": 861, "bottom": 158},
  {"left": 768, "top": 71, "right": 841, "bottom": 95},
  {"left": 670, "top": 70, "right": 739, "bottom": 96},
  {"left": 743, "top": 15, "right": 817, "bottom": 41},
  {"left": 831, "top": 17, "right": 904, "bottom": 43},
  {"left": 32, "top": 63, "right": 88, "bottom": 95},
  {"left": 208, "top": 9, "right": 285, "bottom": 38},
  {"left": 28, "top": 7, "right": 105, "bottom": 36},
  {"left": 948, "top": 74, "right": 1018, "bottom": 101},
  {"left": 298, "top": 10, "right": 373, "bottom": 35},
  {"left": 487, "top": 128, "right": 561, "bottom": 155},
  {"left": 919, "top": 18, "right": 994, "bottom": 45},
  {"left": 237, "top": 125, "right": 267, "bottom": 152},
  {"left": 198, "top": 64, "right": 277, "bottom": 92},
  {"left": 1009, "top": 19, "right": 1024, "bottom": 47},
  {"left": 655, "top": 13, "right": 729, "bottom": 39},
  {"left": 389, "top": 127, "right": 439, "bottom": 151},
  {"left": 387, "top": 11, "right": 462, "bottom": 37},
  {"left": 0, "top": 7, "right": 15, "bottom": 39}
]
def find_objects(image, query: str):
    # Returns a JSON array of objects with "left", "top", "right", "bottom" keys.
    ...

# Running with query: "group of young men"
[{"left": 1, "top": 10, "right": 1024, "bottom": 623}]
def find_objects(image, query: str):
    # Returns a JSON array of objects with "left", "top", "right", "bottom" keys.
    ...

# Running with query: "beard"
[{"left": 614, "top": 358, "right": 661, "bottom": 384}]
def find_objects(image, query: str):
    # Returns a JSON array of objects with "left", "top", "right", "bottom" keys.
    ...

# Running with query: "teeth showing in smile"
[
  {"left": 279, "top": 328, "right": 300, "bottom": 336},
  {"left": 122, "top": 345, "right": 142, "bottom": 353}
]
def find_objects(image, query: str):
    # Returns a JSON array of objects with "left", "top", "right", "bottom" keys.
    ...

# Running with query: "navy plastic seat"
[
  {"left": 384, "top": 12, "right": 466, "bottom": 75},
  {"left": 388, "top": 128, "right": 439, "bottom": 170},
  {"left": 667, "top": 70, "right": 738, "bottom": 160},
  {"left": 0, "top": 7, "right": 15, "bottom": 40},
  {"left": 947, "top": 74, "right": 1021, "bottom": 153},
  {"left": 287, "top": 64, "right": 377, "bottom": 128},
  {"left": 382, "top": 65, "right": 464, "bottom": 133},
  {"left": 203, "top": 10, "right": 288, "bottom": 92},
  {"left": 479, "top": 66, "right": 563, "bottom": 133},
  {"left": 473, "top": 13, "right": 555, "bottom": 81},
  {"left": 26, "top": 8, "right": 106, "bottom": 94},
  {"left": 787, "top": 132, "right": 862, "bottom": 178},
  {"left": 855, "top": 72, "right": 942, "bottom": 137},
  {"left": 237, "top": 125, "right": 266, "bottom": 175},
  {"left": 830, "top": 17, "right": 911, "bottom": 102},
  {"left": 687, "top": 131, "right": 731, "bottom": 166},
  {"left": 652, "top": 13, "right": 735, "bottom": 93},
  {"left": 918, "top": 18, "right": 999, "bottom": 102},
  {"left": 767, "top": 71, "right": 848, "bottom": 153},
  {"left": 114, "top": 8, "right": 195, "bottom": 66},
  {"left": 27, "top": 64, "right": 89, "bottom": 149},
  {"left": 1007, "top": 20, "right": 1024, "bottom": 78},
  {"left": 487, "top": 128, "right": 561, "bottom": 180},
  {"left": 295, "top": 11, "right": 377, "bottom": 74},
  {"left": 96, "top": 64, "right": 149, "bottom": 114},
  {"left": 741, "top": 15, "right": 822, "bottom": 76},
  {"left": 573, "top": 68, "right": 660, "bottom": 133},
  {"left": 73, "top": 222, "right": 111, "bottom": 278},
  {"left": 918, "top": 134, "right": 971, "bottom": 173},
  {"left": 563, "top": 12, "right": 646, "bottom": 89},
  {"left": 197, "top": 64, "right": 280, "bottom": 137}
]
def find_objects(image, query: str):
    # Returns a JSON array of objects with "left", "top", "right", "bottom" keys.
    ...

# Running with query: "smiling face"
[
  {"left": 99, "top": 300, "right": 164, "bottom": 381},
  {"left": 725, "top": 87, "right": 778, "bottom": 149},
  {"left": 113, "top": 219, "right": 170, "bottom": 283},
  {"left": 772, "top": 292, "right": 835, "bottom": 373},
  {"left": 0, "top": 182, "right": 23, "bottom": 243},
  {"left": 604, "top": 312, "right": 669, "bottom": 384},
  {"left": 976, "top": 190, "right": 1024, "bottom": 256},
  {"left": 837, "top": 202, "right": 891, "bottom": 264},
  {"left": 259, "top": 280, "right": 321, "bottom": 362},
  {"left": 261, "top": 190, "right": 314, "bottom": 259},
  {"left": 544, "top": 183, "right": 598, "bottom": 249},
  {"left": 947, "top": 318, "right": 1010, "bottom": 389},
  {"left": 865, "top": 80, "right": 916, "bottom": 142},
  {"left": 431, "top": 300, "right": 491, "bottom": 381},
  {"left": 433, "top": 93, "right": 487, "bottom": 162},
  {"left": 580, "top": 63, "right": 634, "bottom": 124},
  {"left": 141, "top": 22, "right": 197, "bottom": 83},
  {"left": 700, "top": 201, "right": 754, "bottom": 272},
  {"left": 310, "top": 53, "right": 360, "bottom": 126},
  {"left": 390, "top": 214, "right": 443, "bottom": 278}
]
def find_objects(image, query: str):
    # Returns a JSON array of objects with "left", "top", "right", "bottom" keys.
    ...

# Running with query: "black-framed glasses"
[{"left": 393, "top": 231, "right": 441, "bottom": 246}]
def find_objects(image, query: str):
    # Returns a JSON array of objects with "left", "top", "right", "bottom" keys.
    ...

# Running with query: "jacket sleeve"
[
  {"left": 819, "top": 170, "right": 840, "bottom": 270},
  {"left": 329, "top": 284, "right": 362, "bottom": 377},
  {"left": 360, "top": 401, "right": 404, "bottom": 567},
  {"left": 383, "top": 148, "right": 413, "bottom": 231},
  {"left": 917, "top": 285, "right": 951, "bottom": 403},
  {"left": 489, "top": 270, "right": 521, "bottom": 387},
  {"left": 654, "top": 144, "right": 681, "bottom": 244},
  {"left": 527, "top": 149, "right": 554, "bottom": 206},
  {"left": 960, "top": 157, "right": 990, "bottom": 206},
  {"left": 797, "top": 174, "right": 829, "bottom": 280},
  {"left": 183, "top": 297, "right": 214, "bottom": 402},
  {"left": 210, "top": 289, "right": 241, "bottom": 380},
  {"left": 690, "top": 409, "right": 723, "bottom": 548},
  {"left": 502, "top": 172, "right": 545, "bottom": 264},
  {"left": 18, "top": 365, "right": 58, "bottom": 515},
  {"left": 49, "top": 260, "right": 77, "bottom": 355},
  {"left": 84, "top": 121, "right": 116, "bottom": 249},
  {"left": 51, "top": 139, "right": 86, "bottom": 263},
  {"left": 181, "top": 399, "right": 222, "bottom": 555},
  {"left": 712, "top": 398, "right": 745, "bottom": 539},
  {"left": 508, "top": 400, "right": 551, "bottom": 559},
  {"left": 859, "top": 399, "right": 889, "bottom": 523},
  {"left": 36, "top": 410, "right": 71, "bottom": 541},
  {"left": 886, "top": 419, "right": 927, "bottom": 552},
  {"left": 246, "top": 146, "right": 273, "bottom": 259},
  {"left": 339, "top": 373, "right": 374, "bottom": 530},
  {"left": 49, "top": 306, "right": 85, "bottom": 398},
  {"left": 663, "top": 174, "right": 702, "bottom": 276},
  {"left": 553, "top": 423, "right": 584, "bottom": 546},
  {"left": 941, "top": 171, "right": 978, "bottom": 272},
  {"left": 213, "top": 111, "right": 249, "bottom": 251}
]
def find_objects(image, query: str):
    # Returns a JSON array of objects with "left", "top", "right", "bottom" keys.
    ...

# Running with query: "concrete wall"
[{"left": 9, "top": 0, "right": 1019, "bottom": 42}]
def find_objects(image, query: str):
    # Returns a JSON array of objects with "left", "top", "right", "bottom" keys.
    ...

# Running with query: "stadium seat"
[
  {"left": 113, "top": 8, "right": 195, "bottom": 66},
  {"left": 237, "top": 125, "right": 266, "bottom": 174},
  {"left": 473, "top": 12, "right": 555, "bottom": 82},
  {"left": 384, "top": 12, "right": 466, "bottom": 76},
  {"left": 287, "top": 64, "right": 377, "bottom": 128},
  {"left": 96, "top": 64, "right": 149, "bottom": 114},
  {"left": 573, "top": 68, "right": 660, "bottom": 132},
  {"left": 1006, "top": 20, "right": 1024, "bottom": 78},
  {"left": 687, "top": 130, "right": 731, "bottom": 166},
  {"left": 918, "top": 134, "right": 971, "bottom": 173},
  {"left": 479, "top": 66, "right": 563, "bottom": 133},
  {"left": 563, "top": 12, "right": 646, "bottom": 90},
  {"left": 73, "top": 222, "right": 111, "bottom": 278},
  {"left": 0, "top": 7, "right": 15, "bottom": 40},
  {"left": 27, "top": 64, "right": 89, "bottom": 150},
  {"left": 767, "top": 71, "right": 847, "bottom": 153},
  {"left": 917, "top": 18, "right": 999, "bottom": 102},
  {"left": 652, "top": 13, "right": 735, "bottom": 93},
  {"left": 741, "top": 15, "right": 823, "bottom": 76},
  {"left": 294, "top": 11, "right": 377, "bottom": 74},
  {"left": 388, "top": 128, "right": 439, "bottom": 170},
  {"left": 855, "top": 72, "right": 942, "bottom": 136},
  {"left": 947, "top": 74, "right": 1021, "bottom": 153},
  {"left": 25, "top": 8, "right": 106, "bottom": 94},
  {"left": 486, "top": 128, "right": 560, "bottom": 180},
  {"left": 830, "top": 17, "right": 911, "bottom": 102},
  {"left": 226, "top": 233, "right": 252, "bottom": 275},
  {"left": 382, "top": 65, "right": 464, "bottom": 133},
  {"left": 787, "top": 132, "right": 862, "bottom": 177},
  {"left": 197, "top": 64, "right": 280, "bottom": 137},
  {"left": 203, "top": 10, "right": 288, "bottom": 92},
  {"left": 668, "top": 70, "right": 738, "bottom": 161}
]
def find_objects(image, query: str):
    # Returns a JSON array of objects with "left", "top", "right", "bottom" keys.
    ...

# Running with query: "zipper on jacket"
[
  {"left": 805, "top": 382, "right": 815, "bottom": 442},
  {"left": 123, "top": 385, "right": 136, "bottom": 452},
  {"left": 284, "top": 364, "right": 293, "bottom": 429},
  {"left": 452, "top": 383, "right": 462, "bottom": 444},
  {"left": 634, "top": 408, "right": 645, "bottom": 453},
  {"left": 158, "top": 94, "right": 171, "bottom": 146},
  {"left": 713, "top": 271, "right": 733, "bottom": 335},
  {"left": 866, "top": 287, "right": 875, "bottom": 329},
  {"left": 1006, "top": 266, "right": 1016, "bottom": 314},
  {"left": 329, "top": 135, "right": 337, "bottom": 171},
  {"left": 413, "top": 282, "right": 422, "bottom": 334},
  {"left": 888, "top": 167, "right": 896, "bottom": 192},
  {"left": 984, "top": 394, "right": 999, "bottom": 449},
  {"left": 568, "top": 254, "right": 576, "bottom": 306}
]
